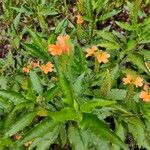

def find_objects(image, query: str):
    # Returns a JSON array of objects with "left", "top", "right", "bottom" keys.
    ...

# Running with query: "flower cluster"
[
  {"left": 122, "top": 74, "right": 143, "bottom": 87},
  {"left": 23, "top": 60, "right": 40, "bottom": 73},
  {"left": 23, "top": 61, "right": 53, "bottom": 74},
  {"left": 48, "top": 35, "right": 73, "bottom": 56},
  {"left": 139, "top": 84, "right": 150, "bottom": 102},
  {"left": 122, "top": 74, "right": 150, "bottom": 102},
  {"left": 86, "top": 46, "right": 110, "bottom": 63}
]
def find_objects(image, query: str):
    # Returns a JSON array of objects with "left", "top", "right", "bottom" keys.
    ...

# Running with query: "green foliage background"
[{"left": 0, "top": 0, "right": 150, "bottom": 149}]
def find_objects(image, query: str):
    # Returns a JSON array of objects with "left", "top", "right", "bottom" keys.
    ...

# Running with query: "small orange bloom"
[
  {"left": 24, "top": 141, "right": 32, "bottom": 147},
  {"left": 139, "top": 91, "right": 150, "bottom": 102},
  {"left": 57, "top": 35, "right": 72, "bottom": 53},
  {"left": 23, "top": 66, "right": 30, "bottom": 73},
  {"left": 143, "top": 84, "right": 149, "bottom": 91},
  {"left": 86, "top": 46, "right": 97, "bottom": 58},
  {"left": 15, "top": 134, "right": 22, "bottom": 140},
  {"left": 133, "top": 76, "right": 143, "bottom": 87},
  {"left": 48, "top": 44, "right": 62, "bottom": 56},
  {"left": 76, "top": 15, "right": 83, "bottom": 24},
  {"left": 30, "top": 60, "right": 40, "bottom": 68},
  {"left": 40, "top": 62, "right": 54, "bottom": 74},
  {"left": 122, "top": 74, "right": 133, "bottom": 85},
  {"left": 96, "top": 51, "right": 110, "bottom": 63}
]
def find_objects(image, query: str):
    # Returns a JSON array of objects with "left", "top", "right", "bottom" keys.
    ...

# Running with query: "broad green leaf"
[
  {"left": 55, "top": 19, "right": 68, "bottom": 34},
  {"left": 73, "top": 72, "right": 85, "bottom": 96},
  {"left": 127, "top": 117, "right": 150, "bottom": 149},
  {"left": 139, "top": 49, "right": 150, "bottom": 61},
  {"left": 5, "top": 112, "right": 36, "bottom": 137},
  {"left": 13, "top": 13, "right": 21, "bottom": 30},
  {"left": 127, "top": 53, "right": 149, "bottom": 74},
  {"left": 28, "top": 127, "right": 59, "bottom": 150},
  {"left": 48, "top": 107, "right": 80, "bottom": 121},
  {"left": 0, "top": 97, "right": 12, "bottom": 110},
  {"left": 23, "top": 43, "right": 49, "bottom": 60},
  {"left": 0, "top": 76, "right": 7, "bottom": 90},
  {"left": 44, "top": 86, "right": 58, "bottom": 102},
  {"left": 80, "top": 99, "right": 116, "bottom": 113},
  {"left": 100, "top": 10, "right": 121, "bottom": 21},
  {"left": 55, "top": 60, "right": 73, "bottom": 106},
  {"left": 96, "top": 30, "right": 117, "bottom": 43},
  {"left": 26, "top": 28, "right": 42, "bottom": 48},
  {"left": 0, "top": 90, "right": 26, "bottom": 105},
  {"left": 68, "top": 126, "right": 85, "bottom": 150},
  {"left": 98, "top": 42, "right": 120, "bottom": 50},
  {"left": 41, "top": 6, "right": 58, "bottom": 16},
  {"left": 112, "top": 122, "right": 125, "bottom": 150},
  {"left": 20, "top": 118, "right": 58, "bottom": 145},
  {"left": 36, "top": 126, "right": 59, "bottom": 150},
  {"left": 4, "top": 102, "right": 34, "bottom": 129},
  {"left": 29, "top": 71, "right": 43, "bottom": 95},
  {"left": 107, "top": 89, "right": 127, "bottom": 100},
  {"left": 86, "top": 0, "right": 93, "bottom": 19},
  {"left": 115, "top": 21, "right": 132, "bottom": 31},
  {"left": 80, "top": 114, "right": 129, "bottom": 150}
]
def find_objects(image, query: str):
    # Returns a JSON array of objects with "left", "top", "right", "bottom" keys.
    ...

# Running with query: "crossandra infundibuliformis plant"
[{"left": 0, "top": 0, "right": 150, "bottom": 150}]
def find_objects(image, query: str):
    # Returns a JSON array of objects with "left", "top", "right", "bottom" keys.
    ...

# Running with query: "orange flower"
[
  {"left": 86, "top": 46, "right": 97, "bottom": 58},
  {"left": 57, "top": 35, "right": 72, "bottom": 53},
  {"left": 24, "top": 141, "right": 32, "bottom": 147},
  {"left": 143, "top": 84, "right": 149, "bottom": 91},
  {"left": 48, "top": 44, "right": 62, "bottom": 56},
  {"left": 30, "top": 60, "right": 40, "bottom": 68},
  {"left": 23, "top": 66, "right": 30, "bottom": 73},
  {"left": 133, "top": 76, "right": 143, "bottom": 87},
  {"left": 40, "top": 62, "right": 54, "bottom": 74},
  {"left": 15, "top": 134, "right": 22, "bottom": 140},
  {"left": 122, "top": 75, "right": 143, "bottom": 87},
  {"left": 139, "top": 91, "right": 150, "bottom": 102},
  {"left": 96, "top": 51, "right": 110, "bottom": 63},
  {"left": 76, "top": 15, "right": 83, "bottom": 24},
  {"left": 122, "top": 74, "right": 133, "bottom": 85}
]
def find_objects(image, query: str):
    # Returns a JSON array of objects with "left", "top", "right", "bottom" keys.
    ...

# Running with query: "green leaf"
[
  {"left": 29, "top": 71, "right": 43, "bottom": 95},
  {"left": 36, "top": 126, "right": 59, "bottom": 150},
  {"left": 98, "top": 42, "right": 120, "bottom": 50},
  {"left": 5, "top": 112, "right": 36, "bottom": 137},
  {"left": 96, "top": 31, "right": 117, "bottom": 43},
  {"left": 127, "top": 117, "right": 150, "bottom": 149},
  {"left": 0, "top": 90, "right": 26, "bottom": 105},
  {"left": 26, "top": 28, "right": 42, "bottom": 48},
  {"left": 115, "top": 21, "right": 132, "bottom": 31},
  {"left": 44, "top": 86, "right": 58, "bottom": 102},
  {"left": 127, "top": 53, "right": 149, "bottom": 74},
  {"left": 139, "top": 49, "right": 150, "bottom": 61},
  {"left": 80, "top": 99, "right": 116, "bottom": 113},
  {"left": 73, "top": 72, "right": 85, "bottom": 96},
  {"left": 23, "top": 43, "right": 49, "bottom": 60},
  {"left": 68, "top": 126, "right": 85, "bottom": 150},
  {"left": 55, "top": 19, "right": 68, "bottom": 34},
  {"left": 13, "top": 13, "right": 21, "bottom": 30},
  {"left": 48, "top": 107, "right": 80, "bottom": 121},
  {"left": 107, "top": 89, "right": 127, "bottom": 100},
  {"left": 100, "top": 10, "right": 121, "bottom": 21},
  {"left": 80, "top": 114, "right": 129, "bottom": 150},
  {"left": 86, "top": 0, "right": 93, "bottom": 19},
  {"left": 0, "top": 97, "right": 12, "bottom": 110},
  {"left": 20, "top": 118, "right": 59, "bottom": 145},
  {"left": 56, "top": 62, "right": 73, "bottom": 106}
]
